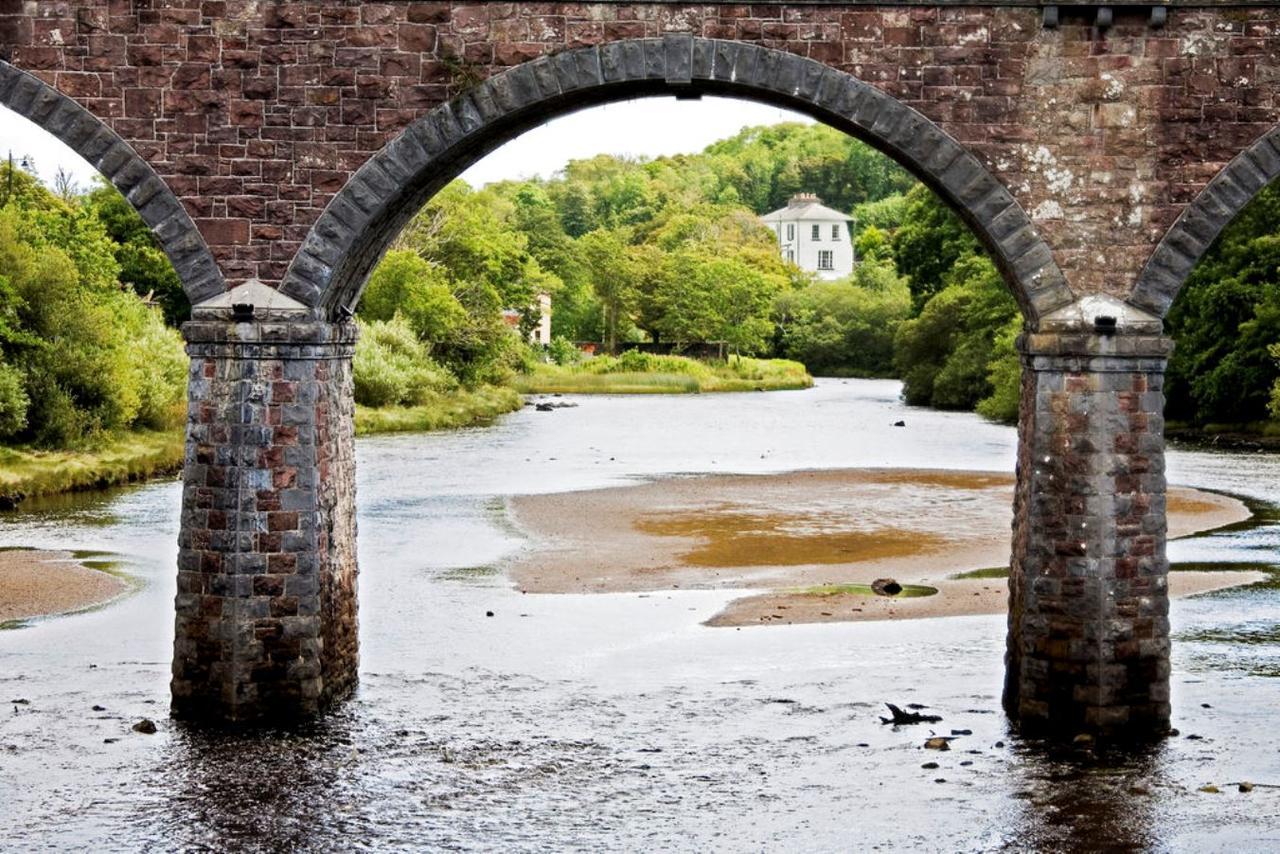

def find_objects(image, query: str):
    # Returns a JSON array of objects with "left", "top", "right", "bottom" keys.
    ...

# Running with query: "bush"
[
  {"left": 353, "top": 316, "right": 457, "bottom": 408},
  {"left": 0, "top": 359, "right": 28, "bottom": 439},
  {"left": 548, "top": 335, "right": 581, "bottom": 366}
]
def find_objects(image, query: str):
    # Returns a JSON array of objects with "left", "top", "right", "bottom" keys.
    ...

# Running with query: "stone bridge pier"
[
  {"left": 1006, "top": 300, "right": 1174, "bottom": 737},
  {"left": 171, "top": 295, "right": 359, "bottom": 722}
]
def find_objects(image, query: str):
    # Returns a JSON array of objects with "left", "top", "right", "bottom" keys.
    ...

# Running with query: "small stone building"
[{"left": 760, "top": 193, "right": 855, "bottom": 280}]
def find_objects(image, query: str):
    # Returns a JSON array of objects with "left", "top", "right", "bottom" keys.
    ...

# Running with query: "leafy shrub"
[
  {"left": 548, "top": 336, "right": 581, "bottom": 366},
  {"left": 0, "top": 359, "right": 28, "bottom": 439},
  {"left": 353, "top": 316, "right": 457, "bottom": 408}
]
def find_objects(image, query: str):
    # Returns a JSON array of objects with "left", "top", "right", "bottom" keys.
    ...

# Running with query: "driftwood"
[{"left": 880, "top": 703, "right": 942, "bottom": 725}]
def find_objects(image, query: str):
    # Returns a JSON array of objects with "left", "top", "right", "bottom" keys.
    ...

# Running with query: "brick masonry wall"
[
  {"left": 3, "top": 3, "right": 1280, "bottom": 306},
  {"left": 1005, "top": 327, "right": 1174, "bottom": 736},
  {"left": 172, "top": 318, "right": 358, "bottom": 722}
]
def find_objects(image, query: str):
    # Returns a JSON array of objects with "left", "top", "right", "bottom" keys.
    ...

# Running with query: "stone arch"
[
  {"left": 0, "top": 60, "right": 225, "bottom": 304},
  {"left": 281, "top": 36, "right": 1074, "bottom": 326},
  {"left": 1130, "top": 125, "right": 1280, "bottom": 319}
]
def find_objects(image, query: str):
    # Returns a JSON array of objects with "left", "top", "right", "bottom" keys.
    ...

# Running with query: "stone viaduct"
[{"left": 1, "top": 0, "right": 1276, "bottom": 737}]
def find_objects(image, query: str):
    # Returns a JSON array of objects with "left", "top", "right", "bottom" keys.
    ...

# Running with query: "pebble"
[
  {"left": 921, "top": 762, "right": 939, "bottom": 769},
  {"left": 924, "top": 737, "right": 950, "bottom": 751},
  {"left": 1239, "top": 782, "right": 1254, "bottom": 793},
  {"left": 132, "top": 719, "right": 157, "bottom": 734}
]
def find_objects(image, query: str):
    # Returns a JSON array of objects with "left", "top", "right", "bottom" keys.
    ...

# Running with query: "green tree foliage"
[
  {"left": 363, "top": 181, "right": 560, "bottom": 386},
  {"left": 780, "top": 259, "right": 912, "bottom": 376},
  {"left": 890, "top": 185, "right": 983, "bottom": 311},
  {"left": 0, "top": 164, "right": 185, "bottom": 446},
  {"left": 893, "top": 255, "right": 1019, "bottom": 411},
  {"left": 701, "top": 123, "right": 914, "bottom": 213},
  {"left": 360, "top": 249, "right": 468, "bottom": 348},
  {"left": 1166, "top": 182, "right": 1280, "bottom": 425}
]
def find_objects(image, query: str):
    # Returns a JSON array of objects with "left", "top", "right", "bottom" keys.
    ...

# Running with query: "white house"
[
  {"left": 502, "top": 292, "right": 552, "bottom": 346},
  {"left": 760, "top": 193, "right": 855, "bottom": 280}
]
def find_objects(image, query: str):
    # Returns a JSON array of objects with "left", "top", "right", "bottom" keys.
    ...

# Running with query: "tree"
[
  {"left": 782, "top": 259, "right": 912, "bottom": 376},
  {"left": 893, "top": 254, "right": 1018, "bottom": 410},
  {"left": 578, "top": 228, "right": 638, "bottom": 353},
  {"left": 1166, "top": 181, "right": 1280, "bottom": 425},
  {"left": 890, "top": 184, "right": 982, "bottom": 311}
]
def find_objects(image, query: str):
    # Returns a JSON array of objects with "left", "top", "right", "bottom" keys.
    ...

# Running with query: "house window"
[
  {"left": 786, "top": 249, "right": 795, "bottom": 262},
  {"left": 818, "top": 250, "right": 834, "bottom": 270},
  {"left": 786, "top": 224, "right": 795, "bottom": 241},
  {"left": 832, "top": 224, "right": 840, "bottom": 240},
  {"left": 811, "top": 224, "right": 821, "bottom": 240}
]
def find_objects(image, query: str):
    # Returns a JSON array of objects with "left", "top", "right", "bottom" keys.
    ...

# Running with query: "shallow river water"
[{"left": 1, "top": 378, "right": 1278, "bottom": 851}]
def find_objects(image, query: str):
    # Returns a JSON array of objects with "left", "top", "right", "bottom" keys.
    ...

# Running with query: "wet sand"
[
  {"left": 0, "top": 549, "right": 129, "bottom": 623},
  {"left": 506, "top": 468, "right": 1261, "bottom": 626}
]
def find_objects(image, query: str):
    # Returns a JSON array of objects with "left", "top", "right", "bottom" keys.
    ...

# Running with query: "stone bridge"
[{"left": 1, "top": 0, "right": 1275, "bottom": 737}]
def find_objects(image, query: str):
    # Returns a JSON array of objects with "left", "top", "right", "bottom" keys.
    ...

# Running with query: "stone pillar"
[
  {"left": 171, "top": 309, "right": 359, "bottom": 723},
  {"left": 1004, "top": 300, "right": 1175, "bottom": 738}
]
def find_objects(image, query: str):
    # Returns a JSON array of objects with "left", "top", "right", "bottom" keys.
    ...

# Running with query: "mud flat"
[
  {"left": 0, "top": 549, "right": 130, "bottom": 624},
  {"left": 505, "top": 468, "right": 1261, "bottom": 626}
]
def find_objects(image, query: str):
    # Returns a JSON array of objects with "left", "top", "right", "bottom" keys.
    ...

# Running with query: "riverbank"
[
  {"left": 0, "top": 386, "right": 523, "bottom": 506},
  {"left": 1167, "top": 420, "right": 1280, "bottom": 451},
  {"left": 0, "top": 431, "right": 185, "bottom": 508},
  {"left": 354, "top": 384, "right": 523, "bottom": 435},
  {"left": 506, "top": 468, "right": 1260, "bottom": 627},
  {"left": 0, "top": 549, "right": 131, "bottom": 625},
  {"left": 513, "top": 355, "right": 813, "bottom": 394}
]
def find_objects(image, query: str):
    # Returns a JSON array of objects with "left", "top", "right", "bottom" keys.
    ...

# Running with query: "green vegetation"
[
  {"left": 0, "top": 430, "right": 184, "bottom": 505},
  {"left": 1162, "top": 180, "right": 1280, "bottom": 430},
  {"left": 0, "top": 165, "right": 188, "bottom": 448},
  {"left": 951, "top": 567, "right": 1010, "bottom": 580},
  {"left": 354, "top": 386, "right": 523, "bottom": 436},
  {"left": 514, "top": 353, "right": 812, "bottom": 394},
  {"left": 15, "top": 105, "right": 1280, "bottom": 507}
]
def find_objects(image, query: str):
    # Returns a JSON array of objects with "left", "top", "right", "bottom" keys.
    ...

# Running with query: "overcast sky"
[{"left": 0, "top": 95, "right": 812, "bottom": 193}]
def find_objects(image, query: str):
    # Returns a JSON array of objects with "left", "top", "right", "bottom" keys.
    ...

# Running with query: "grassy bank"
[
  {"left": 513, "top": 354, "right": 813, "bottom": 394},
  {"left": 0, "top": 430, "right": 185, "bottom": 507},
  {"left": 355, "top": 384, "right": 523, "bottom": 436}
]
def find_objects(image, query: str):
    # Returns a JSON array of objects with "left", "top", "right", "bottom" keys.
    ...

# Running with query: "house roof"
[{"left": 760, "top": 195, "right": 852, "bottom": 224}]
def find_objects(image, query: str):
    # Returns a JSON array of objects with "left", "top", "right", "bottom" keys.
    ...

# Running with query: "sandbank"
[
  {"left": 505, "top": 469, "right": 1262, "bottom": 627},
  {"left": 0, "top": 549, "right": 130, "bottom": 624}
]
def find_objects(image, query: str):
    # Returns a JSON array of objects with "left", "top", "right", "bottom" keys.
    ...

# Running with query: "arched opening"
[
  {"left": 280, "top": 38, "right": 1071, "bottom": 327},
  {"left": 1144, "top": 124, "right": 1280, "bottom": 434},
  {"left": 0, "top": 59, "right": 224, "bottom": 305}
]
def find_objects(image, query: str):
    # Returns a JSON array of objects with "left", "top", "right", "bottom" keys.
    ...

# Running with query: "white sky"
[{"left": 0, "top": 96, "right": 812, "bottom": 193}]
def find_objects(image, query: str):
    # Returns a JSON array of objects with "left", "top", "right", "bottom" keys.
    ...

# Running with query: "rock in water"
[
  {"left": 880, "top": 703, "right": 942, "bottom": 725},
  {"left": 132, "top": 718, "right": 157, "bottom": 734},
  {"left": 1239, "top": 782, "right": 1254, "bottom": 793},
  {"left": 924, "top": 737, "right": 951, "bottom": 751},
  {"left": 535, "top": 403, "right": 554, "bottom": 412},
  {"left": 871, "top": 578, "right": 902, "bottom": 597}
]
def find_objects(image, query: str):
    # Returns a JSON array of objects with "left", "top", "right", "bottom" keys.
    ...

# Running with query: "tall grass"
[
  {"left": 514, "top": 354, "right": 813, "bottom": 394},
  {"left": 355, "top": 385, "right": 523, "bottom": 435},
  {"left": 0, "top": 430, "right": 185, "bottom": 507}
]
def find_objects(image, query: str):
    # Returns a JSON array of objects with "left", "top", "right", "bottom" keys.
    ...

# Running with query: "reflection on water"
[{"left": 1, "top": 379, "right": 1278, "bottom": 849}]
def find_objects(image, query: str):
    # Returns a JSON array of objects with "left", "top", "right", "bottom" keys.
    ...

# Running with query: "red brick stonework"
[{"left": 1, "top": 2, "right": 1278, "bottom": 316}]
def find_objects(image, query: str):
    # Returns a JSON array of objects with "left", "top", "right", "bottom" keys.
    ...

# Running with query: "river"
[{"left": 1, "top": 378, "right": 1277, "bottom": 850}]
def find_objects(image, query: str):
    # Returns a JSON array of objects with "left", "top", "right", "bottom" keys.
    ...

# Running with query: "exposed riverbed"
[{"left": 1, "top": 378, "right": 1278, "bottom": 850}]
